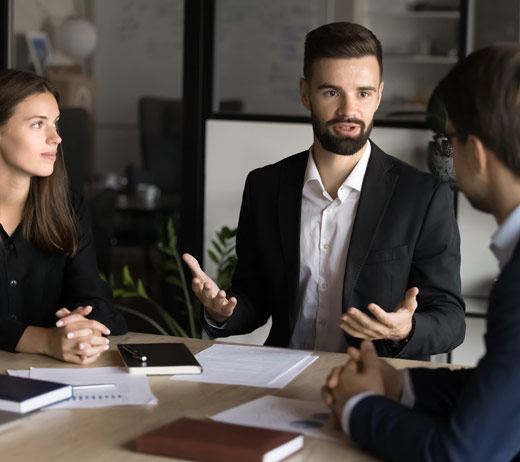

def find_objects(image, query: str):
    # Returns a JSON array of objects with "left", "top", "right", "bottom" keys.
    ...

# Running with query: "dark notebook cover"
[
  {"left": 0, "top": 375, "right": 72, "bottom": 414},
  {"left": 117, "top": 342, "right": 202, "bottom": 375},
  {"left": 136, "top": 417, "right": 304, "bottom": 462}
]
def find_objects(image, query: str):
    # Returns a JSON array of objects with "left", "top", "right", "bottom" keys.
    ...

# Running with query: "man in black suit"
[
  {"left": 183, "top": 22, "right": 465, "bottom": 359},
  {"left": 322, "top": 44, "right": 520, "bottom": 461}
]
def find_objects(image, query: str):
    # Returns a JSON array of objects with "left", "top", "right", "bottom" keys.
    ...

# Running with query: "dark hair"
[
  {"left": 0, "top": 69, "right": 78, "bottom": 256},
  {"left": 303, "top": 22, "right": 383, "bottom": 80},
  {"left": 437, "top": 43, "right": 520, "bottom": 177}
]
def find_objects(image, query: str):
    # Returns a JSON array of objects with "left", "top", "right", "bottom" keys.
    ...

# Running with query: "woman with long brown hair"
[{"left": 0, "top": 69, "right": 126, "bottom": 364}]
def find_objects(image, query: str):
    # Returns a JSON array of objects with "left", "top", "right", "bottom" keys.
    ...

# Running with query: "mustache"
[{"left": 326, "top": 117, "right": 366, "bottom": 129}]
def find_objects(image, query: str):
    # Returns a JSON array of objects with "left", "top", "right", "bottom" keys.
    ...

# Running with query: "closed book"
[
  {"left": 136, "top": 417, "right": 304, "bottom": 462},
  {"left": 117, "top": 343, "right": 202, "bottom": 375},
  {"left": 0, "top": 375, "right": 72, "bottom": 414}
]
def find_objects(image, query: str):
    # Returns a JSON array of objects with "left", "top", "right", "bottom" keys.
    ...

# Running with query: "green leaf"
[
  {"left": 166, "top": 275, "right": 183, "bottom": 287},
  {"left": 211, "top": 239, "right": 223, "bottom": 255},
  {"left": 122, "top": 265, "right": 135, "bottom": 288},
  {"left": 208, "top": 250, "right": 219, "bottom": 264},
  {"left": 136, "top": 279, "right": 148, "bottom": 298}
]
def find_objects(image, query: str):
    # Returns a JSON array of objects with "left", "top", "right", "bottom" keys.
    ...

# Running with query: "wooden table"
[{"left": 0, "top": 332, "right": 450, "bottom": 462}]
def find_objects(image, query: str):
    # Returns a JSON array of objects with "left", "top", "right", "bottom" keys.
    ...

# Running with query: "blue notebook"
[{"left": 0, "top": 375, "right": 72, "bottom": 413}]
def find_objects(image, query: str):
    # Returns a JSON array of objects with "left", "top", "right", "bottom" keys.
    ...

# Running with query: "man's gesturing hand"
[
  {"left": 340, "top": 287, "right": 419, "bottom": 342},
  {"left": 182, "top": 253, "right": 237, "bottom": 323}
]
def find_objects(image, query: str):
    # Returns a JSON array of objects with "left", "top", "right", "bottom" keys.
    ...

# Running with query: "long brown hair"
[{"left": 0, "top": 69, "right": 78, "bottom": 256}]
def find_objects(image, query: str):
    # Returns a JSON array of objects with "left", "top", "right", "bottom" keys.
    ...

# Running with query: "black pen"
[{"left": 121, "top": 345, "right": 147, "bottom": 362}]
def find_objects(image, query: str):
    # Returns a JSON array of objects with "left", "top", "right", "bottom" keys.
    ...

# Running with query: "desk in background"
[{"left": 0, "top": 333, "right": 452, "bottom": 462}]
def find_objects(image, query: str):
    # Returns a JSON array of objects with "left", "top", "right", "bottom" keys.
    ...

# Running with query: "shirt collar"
[
  {"left": 304, "top": 142, "right": 372, "bottom": 201},
  {"left": 490, "top": 202, "right": 520, "bottom": 270}
]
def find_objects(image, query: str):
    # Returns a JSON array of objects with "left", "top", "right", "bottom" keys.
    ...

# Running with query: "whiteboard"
[
  {"left": 93, "top": 0, "right": 184, "bottom": 125},
  {"left": 215, "top": 0, "right": 330, "bottom": 115}
]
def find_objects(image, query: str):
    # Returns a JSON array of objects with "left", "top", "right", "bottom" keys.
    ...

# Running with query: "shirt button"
[
  {"left": 8, "top": 244, "right": 14, "bottom": 251},
  {"left": 321, "top": 282, "right": 327, "bottom": 290},
  {"left": 10, "top": 280, "right": 17, "bottom": 287},
  {"left": 323, "top": 244, "right": 329, "bottom": 250},
  {"left": 10, "top": 314, "right": 17, "bottom": 320}
]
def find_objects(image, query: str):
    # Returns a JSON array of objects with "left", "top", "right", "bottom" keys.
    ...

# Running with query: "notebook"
[
  {"left": 0, "top": 375, "right": 72, "bottom": 413},
  {"left": 136, "top": 417, "right": 304, "bottom": 462},
  {"left": 117, "top": 343, "right": 202, "bottom": 375}
]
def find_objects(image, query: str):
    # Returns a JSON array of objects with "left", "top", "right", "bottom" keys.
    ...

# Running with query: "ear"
[
  {"left": 375, "top": 81, "right": 384, "bottom": 111},
  {"left": 468, "top": 135, "right": 489, "bottom": 175},
  {"left": 299, "top": 77, "right": 311, "bottom": 111}
]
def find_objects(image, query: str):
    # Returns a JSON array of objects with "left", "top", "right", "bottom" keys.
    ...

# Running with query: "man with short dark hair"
[
  {"left": 322, "top": 43, "right": 520, "bottom": 461},
  {"left": 183, "top": 22, "right": 465, "bottom": 360}
]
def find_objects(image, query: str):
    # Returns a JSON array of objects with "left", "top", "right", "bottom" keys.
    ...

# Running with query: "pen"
[
  {"left": 121, "top": 345, "right": 147, "bottom": 362},
  {"left": 72, "top": 383, "right": 117, "bottom": 391}
]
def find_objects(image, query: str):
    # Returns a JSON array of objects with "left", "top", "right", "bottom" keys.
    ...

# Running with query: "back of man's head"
[
  {"left": 303, "top": 22, "right": 383, "bottom": 81},
  {"left": 438, "top": 43, "right": 520, "bottom": 177}
]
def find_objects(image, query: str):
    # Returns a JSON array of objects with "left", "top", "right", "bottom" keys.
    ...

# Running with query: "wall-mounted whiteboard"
[
  {"left": 93, "top": 0, "right": 184, "bottom": 125},
  {"left": 215, "top": 0, "right": 332, "bottom": 116}
]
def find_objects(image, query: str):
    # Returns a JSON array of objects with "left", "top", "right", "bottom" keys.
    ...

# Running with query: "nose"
[
  {"left": 47, "top": 126, "right": 62, "bottom": 146},
  {"left": 337, "top": 94, "right": 357, "bottom": 117}
]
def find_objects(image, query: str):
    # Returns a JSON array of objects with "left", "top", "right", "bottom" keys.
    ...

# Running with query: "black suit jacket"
[
  {"left": 349, "top": 240, "right": 520, "bottom": 461},
  {"left": 204, "top": 143, "right": 465, "bottom": 359}
]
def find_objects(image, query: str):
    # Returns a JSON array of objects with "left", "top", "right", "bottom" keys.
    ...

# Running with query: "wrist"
[{"left": 16, "top": 326, "right": 49, "bottom": 355}]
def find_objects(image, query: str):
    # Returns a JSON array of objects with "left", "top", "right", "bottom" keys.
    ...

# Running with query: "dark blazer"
[
  {"left": 349, "top": 240, "right": 520, "bottom": 461},
  {"left": 203, "top": 143, "right": 465, "bottom": 359}
]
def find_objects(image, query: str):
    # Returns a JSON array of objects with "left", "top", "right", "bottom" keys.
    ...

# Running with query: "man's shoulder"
[
  {"left": 247, "top": 150, "right": 308, "bottom": 181},
  {"left": 372, "top": 142, "right": 445, "bottom": 192}
]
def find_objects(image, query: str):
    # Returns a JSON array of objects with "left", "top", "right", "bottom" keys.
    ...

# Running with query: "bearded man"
[{"left": 183, "top": 22, "right": 465, "bottom": 360}]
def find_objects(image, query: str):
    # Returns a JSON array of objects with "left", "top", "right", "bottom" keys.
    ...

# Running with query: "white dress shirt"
[
  {"left": 289, "top": 143, "right": 371, "bottom": 352},
  {"left": 340, "top": 201, "right": 520, "bottom": 436}
]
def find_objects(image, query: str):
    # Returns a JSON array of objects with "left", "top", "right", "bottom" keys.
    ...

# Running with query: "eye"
[
  {"left": 324, "top": 90, "right": 337, "bottom": 97},
  {"left": 31, "top": 121, "right": 43, "bottom": 128},
  {"left": 360, "top": 91, "right": 369, "bottom": 98}
]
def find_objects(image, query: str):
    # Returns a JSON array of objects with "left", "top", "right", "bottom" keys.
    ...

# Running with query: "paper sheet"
[
  {"left": 171, "top": 344, "right": 317, "bottom": 388},
  {"left": 212, "top": 395, "right": 347, "bottom": 443},
  {"left": 8, "top": 367, "right": 157, "bottom": 409}
]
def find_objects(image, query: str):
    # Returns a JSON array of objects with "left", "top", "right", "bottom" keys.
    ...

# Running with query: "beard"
[{"left": 311, "top": 112, "right": 374, "bottom": 156}]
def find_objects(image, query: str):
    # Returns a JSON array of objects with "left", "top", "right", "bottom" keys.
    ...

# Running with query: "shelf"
[{"left": 385, "top": 55, "right": 458, "bottom": 64}]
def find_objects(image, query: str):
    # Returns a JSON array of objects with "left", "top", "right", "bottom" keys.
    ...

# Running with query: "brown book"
[{"left": 136, "top": 417, "right": 304, "bottom": 462}]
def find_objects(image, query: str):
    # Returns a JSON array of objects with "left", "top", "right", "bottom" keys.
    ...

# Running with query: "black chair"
[
  {"left": 138, "top": 97, "right": 183, "bottom": 197},
  {"left": 59, "top": 107, "right": 90, "bottom": 193}
]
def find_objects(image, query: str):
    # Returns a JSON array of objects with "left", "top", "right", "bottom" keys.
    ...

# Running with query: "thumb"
[
  {"left": 359, "top": 340, "right": 380, "bottom": 370},
  {"left": 403, "top": 286, "right": 419, "bottom": 313}
]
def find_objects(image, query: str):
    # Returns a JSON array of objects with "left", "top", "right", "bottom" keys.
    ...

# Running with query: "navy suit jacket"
[
  {"left": 350, "top": 241, "right": 520, "bottom": 461},
  {"left": 203, "top": 143, "right": 465, "bottom": 359}
]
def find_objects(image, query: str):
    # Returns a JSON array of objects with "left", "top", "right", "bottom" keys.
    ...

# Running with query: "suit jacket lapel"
[
  {"left": 278, "top": 151, "right": 308, "bottom": 330},
  {"left": 342, "top": 143, "right": 399, "bottom": 309}
]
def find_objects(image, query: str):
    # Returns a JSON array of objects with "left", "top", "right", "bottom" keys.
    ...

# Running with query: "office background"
[{"left": 1, "top": 0, "right": 518, "bottom": 365}]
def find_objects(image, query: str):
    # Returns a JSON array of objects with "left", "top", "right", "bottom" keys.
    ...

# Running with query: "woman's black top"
[{"left": 0, "top": 193, "right": 127, "bottom": 352}]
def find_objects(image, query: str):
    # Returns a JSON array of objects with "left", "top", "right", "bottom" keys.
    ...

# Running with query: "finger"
[
  {"left": 321, "top": 385, "right": 335, "bottom": 407},
  {"left": 347, "top": 346, "right": 361, "bottom": 362},
  {"left": 359, "top": 340, "right": 380, "bottom": 370},
  {"left": 182, "top": 253, "right": 208, "bottom": 281},
  {"left": 55, "top": 307, "right": 71, "bottom": 318},
  {"left": 81, "top": 343, "right": 110, "bottom": 357},
  {"left": 326, "top": 366, "right": 343, "bottom": 388},
  {"left": 341, "top": 311, "right": 385, "bottom": 339},
  {"left": 64, "top": 327, "right": 93, "bottom": 340},
  {"left": 57, "top": 316, "right": 110, "bottom": 335},
  {"left": 367, "top": 303, "right": 393, "bottom": 325}
]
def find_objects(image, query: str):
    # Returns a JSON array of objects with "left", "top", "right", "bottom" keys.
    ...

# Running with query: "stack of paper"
[
  {"left": 213, "top": 395, "right": 347, "bottom": 443},
  {"left": 171, "top": 344, "right": 317, "bottom": 388},
  {"left": 7, "top": 367, "right": 157, "bottom": 409}
]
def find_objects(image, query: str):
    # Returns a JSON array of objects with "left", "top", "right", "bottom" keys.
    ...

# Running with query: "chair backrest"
[
  {"left": 138, "top": 97, "right": 183, "bottom": 196},
  {"left": 59, "top": 107, "right": 90, "bottom": 193}
]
